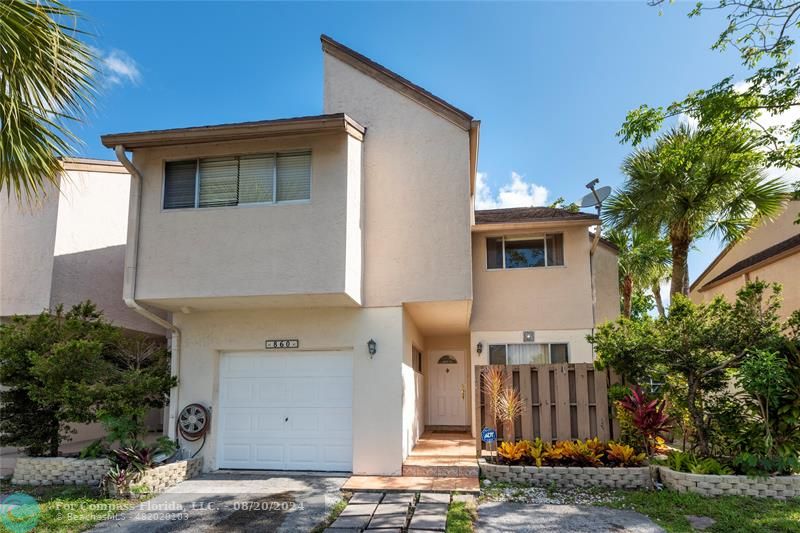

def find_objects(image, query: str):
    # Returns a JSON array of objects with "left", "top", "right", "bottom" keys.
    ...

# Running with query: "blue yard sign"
[{"left": 481, "top": 427, "right": 497, "bottom": 443}]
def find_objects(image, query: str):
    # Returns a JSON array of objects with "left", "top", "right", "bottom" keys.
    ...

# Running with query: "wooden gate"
[{"left": 475, "top": 363, "right": 621, "bottom": 451}]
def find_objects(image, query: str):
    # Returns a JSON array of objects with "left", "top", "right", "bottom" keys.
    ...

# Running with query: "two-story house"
[{"left": 99, "top": 35, "right": 619, "bottom": 477}]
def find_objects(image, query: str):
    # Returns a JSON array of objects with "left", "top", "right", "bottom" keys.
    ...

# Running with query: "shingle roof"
[
  {"left": 474, "top": 207, "right": 599, "bottom": 225},
  {"left": 701, "top": 233, "right": 800, "bottom": 289}
]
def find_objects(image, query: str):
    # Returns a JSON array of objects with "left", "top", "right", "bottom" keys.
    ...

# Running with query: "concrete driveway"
[
  {"left": 90, "top": 472, "right": 347, "bottom": 533},
  {"left": 477, "top": 502, "right": 665, "bottom": 533}
]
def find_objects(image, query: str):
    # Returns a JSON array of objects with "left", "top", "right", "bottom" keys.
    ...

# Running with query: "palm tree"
[
  {"left": 605, "top": 227, "right": 671, "bottom": 318},
  {"left": 606, "top": 124, "right": 789, "bottom": 297},
  {"left": 0, "top": 0, "right": 96, "bottom": 202}
]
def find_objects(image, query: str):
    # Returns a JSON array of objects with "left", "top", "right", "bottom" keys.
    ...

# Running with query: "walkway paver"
[
  {"left": 330, "top": 491, "right": 452, "bottom": 532},
  {"left": 476, "top": 502, "right": 665, "bottom": 533}
]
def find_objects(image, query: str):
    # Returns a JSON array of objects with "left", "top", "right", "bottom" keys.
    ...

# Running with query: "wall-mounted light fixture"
[
  {"left": 476, "top": 342, "right": 483, "bottom": 354},
  {"left": 367, "top": 338, "right": 377, "bottom": 358}
]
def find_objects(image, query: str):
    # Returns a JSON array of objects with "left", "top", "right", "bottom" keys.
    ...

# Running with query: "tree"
[
  {"left": 606, "top": 124, "right": 789, "bottom": 297},
  {"left": 605, "top": 227, "right": 671, "bottom": 318},
  {"left": 0, "top": 302, "right": 175, "bottom": 456},
  {"left": 619, "top": 0, "right": 800, "bottom": 171},
  {"left": 591, "top": 281, "right": 785, "bottom": 456},
  {"left": 0, "top": 0, "right": 96, "bottom": 202}
]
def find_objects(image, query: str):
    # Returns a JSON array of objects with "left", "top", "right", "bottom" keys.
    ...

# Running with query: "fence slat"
[
  {"left": 575, "top": 364, "right": 590, "bottom": 439},
  {"left": 555, "top": 365, "right": 571, "bottom": 440},
  {"left": 519, "top": 365, "right": 534, "bottom": 440},
  {"left": 537, "top": 367, "right": 552, "bottom": 442},
  {"left": 595, "top": 368, "right": 610, "bottom": 441}
]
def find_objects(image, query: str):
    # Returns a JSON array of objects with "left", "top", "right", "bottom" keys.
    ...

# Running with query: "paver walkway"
[
  {"left": 326, "top": 492, "right": 465, "bottom": 532},
  {"left": 476, "top": 502, "right": 665, "bottom": 533}
]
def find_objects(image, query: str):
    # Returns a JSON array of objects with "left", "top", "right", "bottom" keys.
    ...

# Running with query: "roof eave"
[
  {"left": 101, "top": 113, "right": 365, "bottom": 150},
  {"left": 472, "top": 218, "right": 599, "bottom": 232}
]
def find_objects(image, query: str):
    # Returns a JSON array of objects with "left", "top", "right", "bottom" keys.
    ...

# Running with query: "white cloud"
[
  {"left": 475, "top": 171, "right": 549, "bottom": 210},
  {"left": 97, "top": 49, "right": 141, "bottom": 87}
]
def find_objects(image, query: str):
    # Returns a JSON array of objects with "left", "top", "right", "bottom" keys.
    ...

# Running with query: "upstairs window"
[
  {"left": 163, "top": 151, "right": 311, "bottom": 209},
  {"left": 486, "top": 234, "right": 564, "bottom": 269},
  {"left": 488, "top": 343, "right": 570, "bottom": 365}
]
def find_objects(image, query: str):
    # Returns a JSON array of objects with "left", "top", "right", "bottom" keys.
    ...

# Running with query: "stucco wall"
[
  {"left": 131, "top": 133, "right": 362, "bottom": 305},
  {"left": 0, "top": 184, "right": 59, "bottom": 317},
  {"left": 470, "top": 226, "right": 595, "bottom": 331},
  {"left": 323, "top": 53, "right": 473, "bottom": 307},
  {"left": 402, "top": 309, "right": 425, "bottom": 459},
  {"left": 172, "top": 306, "right": 404, "bottom": 475}
]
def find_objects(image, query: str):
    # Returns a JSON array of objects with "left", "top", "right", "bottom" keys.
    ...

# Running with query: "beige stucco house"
[
  {"left": 98, "top": 35, "right": 619, "bottom": 476},
  {"left": 690, "top": 199, "right": 800, "bottom": 317}
]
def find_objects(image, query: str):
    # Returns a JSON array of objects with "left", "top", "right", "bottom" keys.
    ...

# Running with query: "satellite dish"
[{"left": 580, "top": 185, "right": 611, "bottom": 208}]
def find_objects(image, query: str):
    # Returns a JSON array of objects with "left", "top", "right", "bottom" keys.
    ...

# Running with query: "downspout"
[
  {"left": 589, "top": 226, "right": 601, "bottom": 360},
  {"left": 114, "top": 145, "right": 182, "bottom": 439}
]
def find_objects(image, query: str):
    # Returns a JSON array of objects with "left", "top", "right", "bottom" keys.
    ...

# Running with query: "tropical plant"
[
  {"left": 543, "top": 441, "right": 567, "bottom": 465},
  {"left": 560, "top": 439, "right": 604, "bottom": 467},
  {"left": 604, "top": 227, "right": 671, "bottom": 318},
  {"left": 592, "top": 282, "right": 786, "bottom": 456},
  {"left": 79, "top": 439, "right": 109, "bottom": 459},
  {"left": 689, "top": 458, "right": 734, "bottom": 476},
  {"left": 497, "top": 441, "right": 526, "bottom": 463},
  {"left": 606, "top": 442, "right": 646, "bottom": 467},
  {"left": 481, "top": 367, "right": 506, "bottom": 434},
  {"left": 524, "top": 438, "right": 546, "bottom": 467},
  {"left": 733, "top": 451, "right": 800, "bottom": 477},
  {"left": 606, "top": 124, "right": 789, "bottom": 297},
  {"left": 0, "top": 0, "right": 96, "bottom": 202},
  {"left": 618, "top": 386, "right": 672, "bottom": 455},
  {"left": 497, "top": 387, "right": 525, "bottom": 439}
]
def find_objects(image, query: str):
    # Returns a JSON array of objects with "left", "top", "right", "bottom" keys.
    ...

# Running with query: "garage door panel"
[{"left": 218, "top": 351, "right": 353, "bottom": 471}]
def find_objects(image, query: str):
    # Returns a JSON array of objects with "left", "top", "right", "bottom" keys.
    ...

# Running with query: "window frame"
[
  {"left": 486, "top": 233, "right": 566, "bottom": 270},
  {"left": 160, "top": 149, "right": 313, "bottom": 212},
  {"left": 487, "top": 342, "right": 571, "bottom": 365}
]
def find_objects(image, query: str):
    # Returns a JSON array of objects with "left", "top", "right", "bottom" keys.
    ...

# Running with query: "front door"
[{"left": 427, "top": 350, "right": 466, "bottom": 426}]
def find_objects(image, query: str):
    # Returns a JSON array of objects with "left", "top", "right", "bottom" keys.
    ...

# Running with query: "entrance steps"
[{"left": 341, "top": 475, "right": 479, "bottom": 494}]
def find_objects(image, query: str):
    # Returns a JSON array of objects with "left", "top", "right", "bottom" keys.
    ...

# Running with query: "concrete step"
[
  {"left": 342, "top": 475, "right": 480, "bottom": 494},
  {"left": 401, "top": 455, "right": 479, "bottom": 478}
]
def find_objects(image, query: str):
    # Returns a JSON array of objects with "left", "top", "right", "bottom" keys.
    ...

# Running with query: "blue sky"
[{"left": 73, "top": 1, "right": 768, "bottom": 284}]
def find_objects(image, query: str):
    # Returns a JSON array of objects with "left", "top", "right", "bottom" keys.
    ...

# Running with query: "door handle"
[{"left": 461, "top": 384, "right": 465, "bottom": 400}]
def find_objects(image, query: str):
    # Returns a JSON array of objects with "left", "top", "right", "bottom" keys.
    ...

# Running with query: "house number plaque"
[{"left": 265, "top": 339, "right": 299, "bottom": 349}]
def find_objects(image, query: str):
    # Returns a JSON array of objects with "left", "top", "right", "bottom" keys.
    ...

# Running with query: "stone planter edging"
[
  {"left": 12, "top": 457, "right": 110, "bottom": 486},
  {"left": 12, "top": 456, "right": 203, "bottom": 493},
  {"left": 479, "top": 459, "right": 652, "bottom": 489},
  {"left": 657, "top": 466, "right": 800, "bottom": 499},
  {"left": 133, "top": 457, "right": 203, "bottom": 494}
]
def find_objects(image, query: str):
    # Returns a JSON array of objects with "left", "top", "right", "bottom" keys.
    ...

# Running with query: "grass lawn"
[
  {"left": 603, "top": 489, "right": 800, "bottom": 533},
  {"left": 0, "top": 481, "right": 141, "bottom": 533},
  {"left": 446, "top": 499, "right": 477, "bottom": 533}
]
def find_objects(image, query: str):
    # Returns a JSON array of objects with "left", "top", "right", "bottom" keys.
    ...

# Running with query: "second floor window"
[
  {"left": 486, "top": 233, "right": 564, "bottom": 269},
  {"left": 163, "top": 151, "right": 311, "bottom": 210}
]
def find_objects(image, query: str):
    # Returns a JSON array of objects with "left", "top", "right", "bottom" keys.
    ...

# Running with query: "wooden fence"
[{"left": 475, "top": 363, "right": 622, "bottom": 451}]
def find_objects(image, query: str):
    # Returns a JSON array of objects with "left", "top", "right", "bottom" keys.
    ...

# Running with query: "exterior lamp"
[
  {"left": 476, "top": 342, "right": 483, "bottom": 355},
  {"left": 367, "top": 339, "right": 377, "bottom": 358}
]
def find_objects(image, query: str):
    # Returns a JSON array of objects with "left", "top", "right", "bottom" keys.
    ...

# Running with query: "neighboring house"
[
  {"left": 690, "top": 200, "right": 800, "bottom": 318},
  {"left": 99, "top": 35, "right": 619, "bottom": 476},
  {"left": 0, "top": 158, "right": 166, "bottom": 451}
]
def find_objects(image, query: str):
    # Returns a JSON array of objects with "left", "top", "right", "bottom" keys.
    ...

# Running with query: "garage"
[{"left": 217, "top": 351, "right": 353, "bottom": 471}]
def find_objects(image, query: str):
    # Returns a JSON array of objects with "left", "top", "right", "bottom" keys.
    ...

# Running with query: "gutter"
[{"left": 114, "top": 145, "right": 181, "bottom": 439}]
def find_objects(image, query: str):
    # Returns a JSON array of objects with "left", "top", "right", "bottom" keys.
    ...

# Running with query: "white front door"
[
  {"left": 427, "top": 350, "right": 467, "bottom": 426},
  {"left": 217, "top": 351, "right": 353, "bottom": 471}
]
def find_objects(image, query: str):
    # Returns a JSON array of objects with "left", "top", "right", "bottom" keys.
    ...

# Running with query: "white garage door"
[{"left": 217, "top": 351, "right": 353, "bottom": 471}]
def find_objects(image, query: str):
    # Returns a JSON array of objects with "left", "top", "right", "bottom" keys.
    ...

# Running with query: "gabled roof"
[
  {"left": 321, "top": 34, "right": 474, "bottom": 131},
  {"left": 101, "top": 113, "right": 365, "bottom": 149},
  {"left": 475, "top": 206, "right": 599, "bottom": 225},
  {"left": 698, "top": 233, "right": 800, "bottom": 291}
]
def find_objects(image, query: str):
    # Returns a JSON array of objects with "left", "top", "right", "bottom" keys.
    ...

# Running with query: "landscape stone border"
[
  {"left": 12, "top": 456, "right": 203, "bottom": 493},
  {"left": 657, "top": 466, "right": 800, "bottom": 499},
  {"left": 479, "top": 459, "right": 652, "bottom": 489},
  {"left": 12, "top": 457, "right": 110, "bottom": 486}
]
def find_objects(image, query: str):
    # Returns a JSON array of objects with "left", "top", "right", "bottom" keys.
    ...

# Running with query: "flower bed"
[
  {"left": 657, "top": 466, "right": 800, "bottom": 499},
  {"left": 479, "top": 459, "right": 653, "bottom": 489},
  {"left": 12, "top": 457, "right": 110, "bottom": 486}
]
